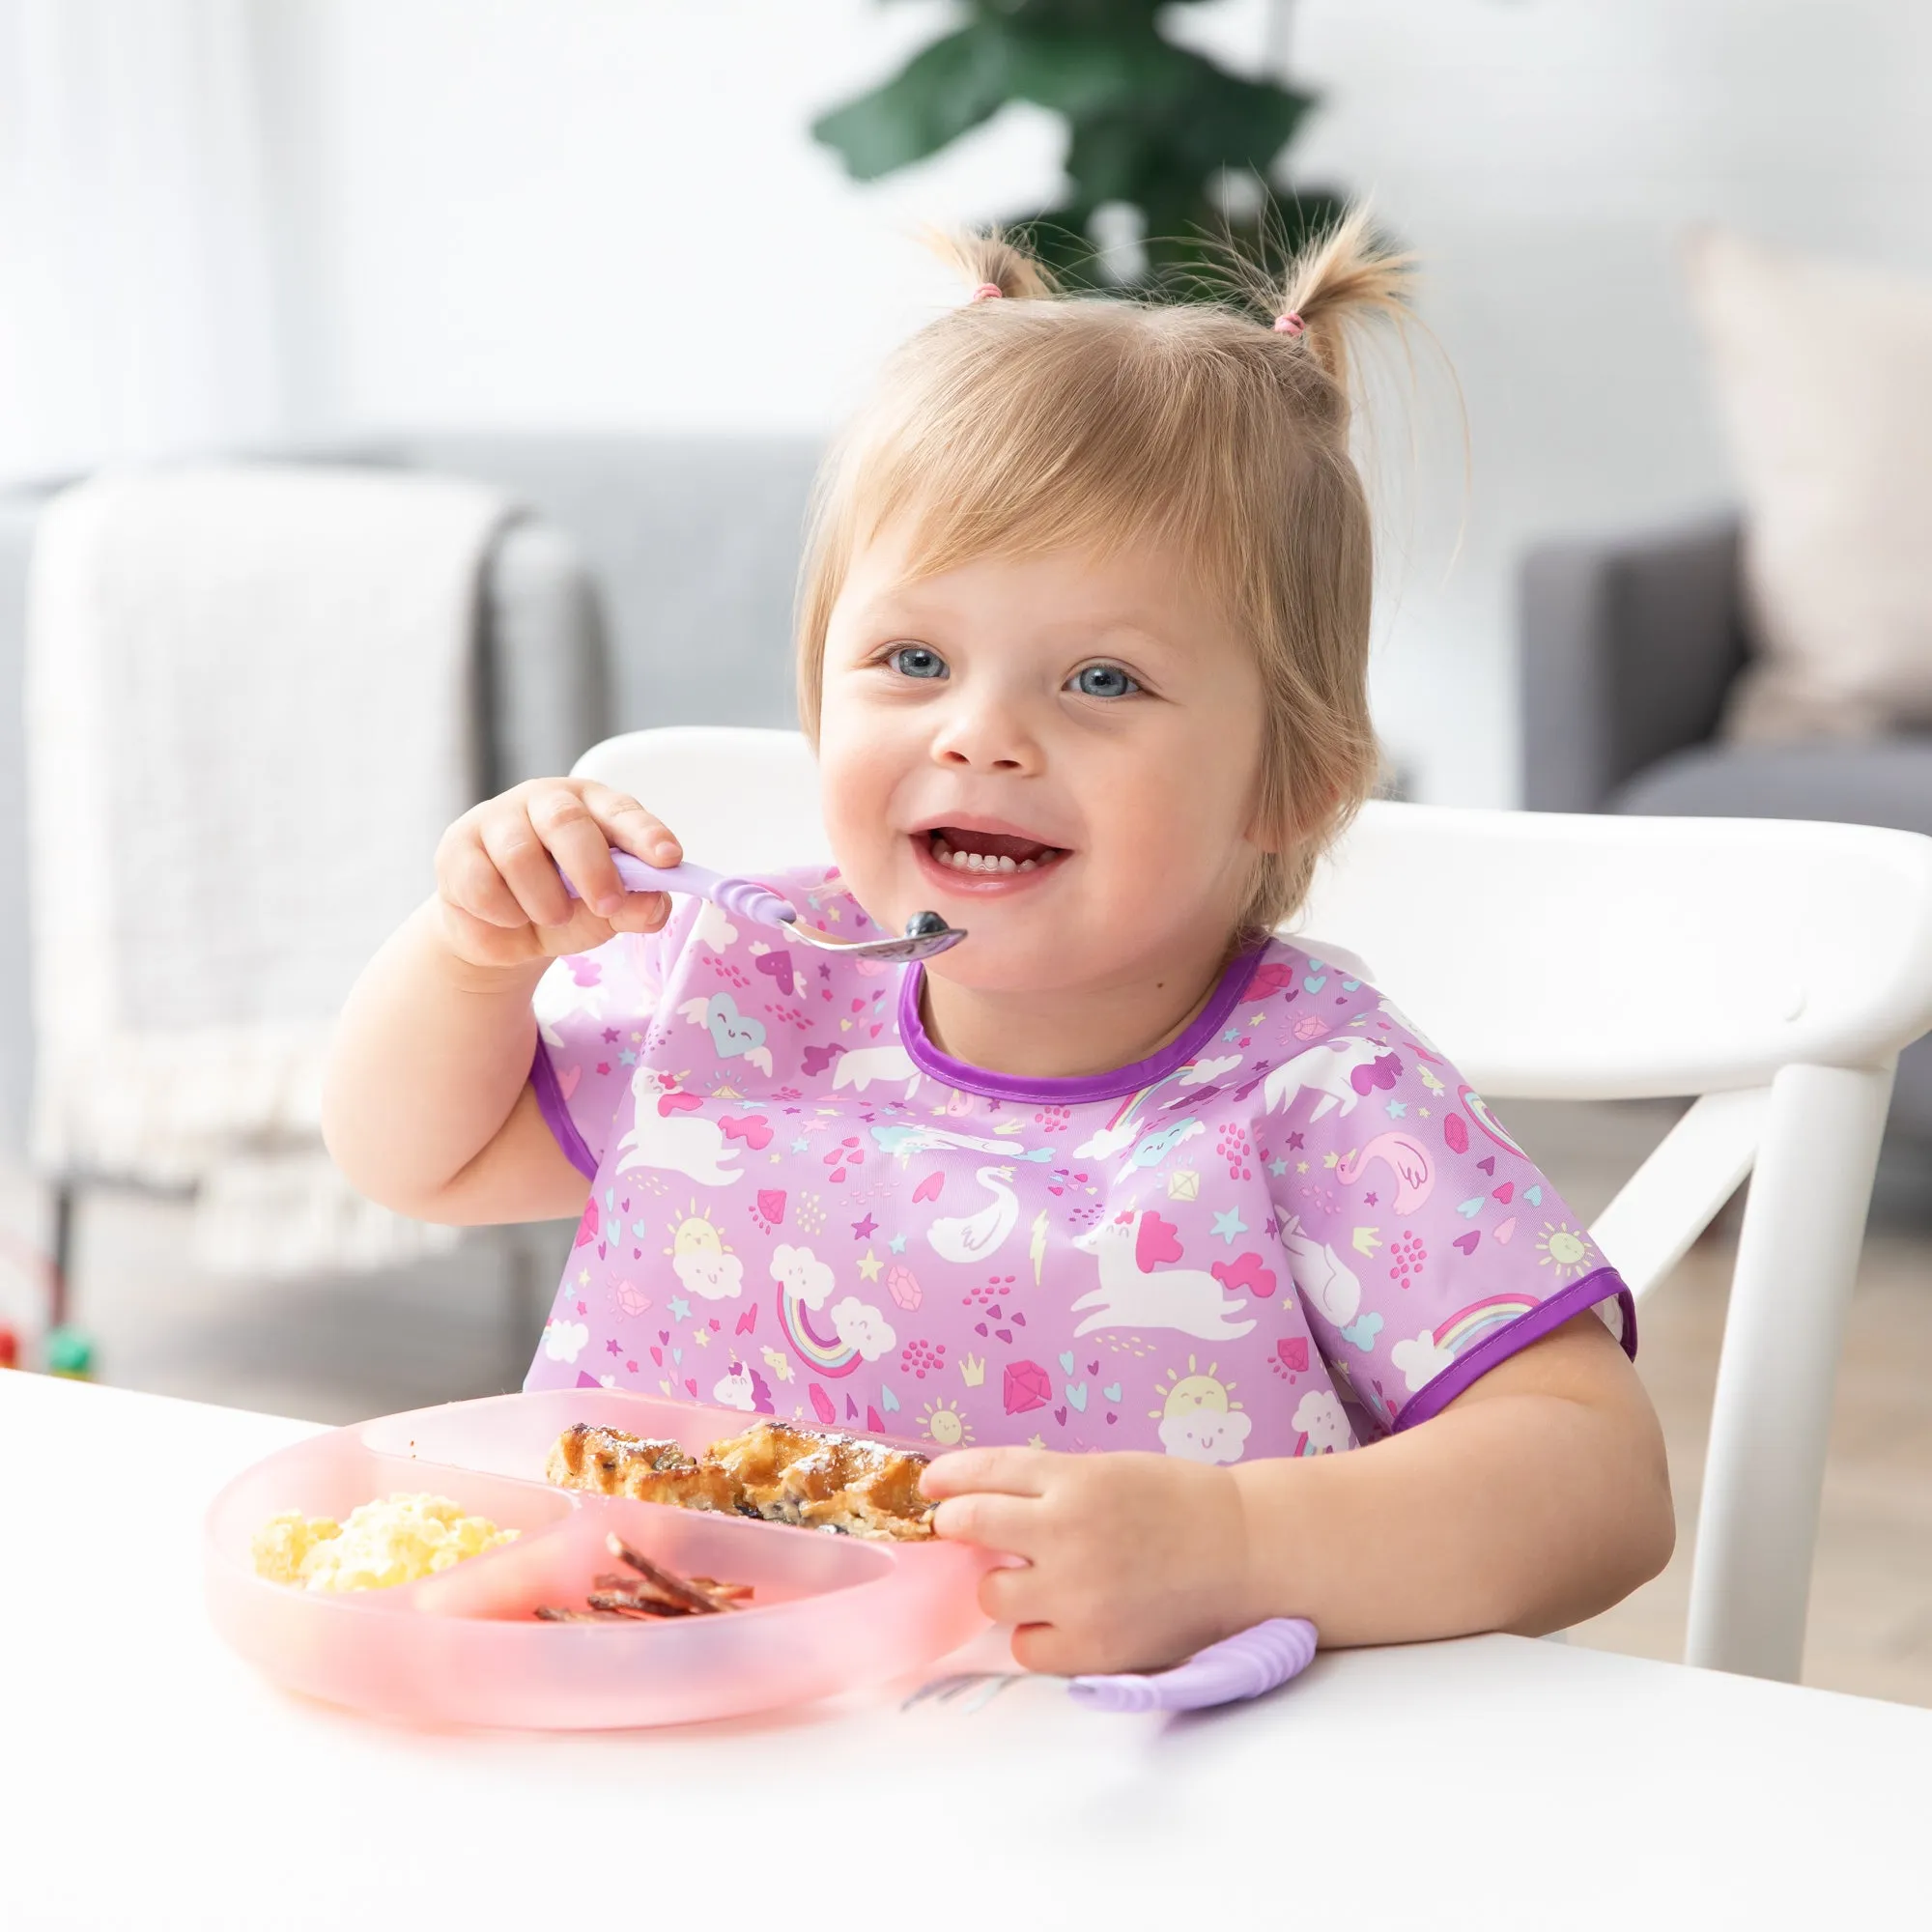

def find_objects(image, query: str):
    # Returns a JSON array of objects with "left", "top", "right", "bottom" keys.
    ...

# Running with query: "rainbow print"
[
  {"left": 777, "top": 1287, "right": 859, "bottom": 1378},
  {"left": 1435, "top": 1294, "right": 1539, "bottom": 1359},
  {"left": 1088, "top": 1069, "right": 1191, "bottom": 1144}
]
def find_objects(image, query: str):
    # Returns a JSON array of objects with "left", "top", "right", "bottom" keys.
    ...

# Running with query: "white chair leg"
[{"left": 1685, "top": 1061, "right": 1894, "bottom": 1681}]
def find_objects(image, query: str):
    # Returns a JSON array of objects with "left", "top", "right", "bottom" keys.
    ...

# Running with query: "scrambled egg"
[{"left": 251, "top": 1492, "right": 518, "bottom": 1592}]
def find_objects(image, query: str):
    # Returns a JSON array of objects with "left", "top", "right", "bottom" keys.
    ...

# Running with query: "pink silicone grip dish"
[{"left": 204, "top": 1389, "right": 991, "bottom": 1731}]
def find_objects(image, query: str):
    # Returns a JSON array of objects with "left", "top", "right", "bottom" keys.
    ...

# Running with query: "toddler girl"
[{"left": 325, "top": 212, "right": 1672, "bottom": 1675}]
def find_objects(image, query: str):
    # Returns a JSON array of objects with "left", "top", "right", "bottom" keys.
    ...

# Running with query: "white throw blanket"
[{"left": 25, "top": 464, "right": 515, "bottom": 1274}]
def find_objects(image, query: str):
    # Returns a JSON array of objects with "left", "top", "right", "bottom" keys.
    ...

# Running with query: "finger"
[
  {"left": 1009, "top": 1621, "right": 1083, "bottom": 1678},
  {"left": 930, "top": 1492, "right": 1041, "bottom": 1555},
  {"left": 437, "top": 824, "right": 531, "bottom": 930},
  {"left": 582, "top": 782, "right": 681, "bottom": 867},
  {"left": 481, "top": 806, "right": 577, "bottom": 928},
  {"left": 979, "top": 1564, "right": 1044, "bottom": 1629},
  {"left": 513, "top": 783, "right": 627, "bottom": 918},
  {"left": 921, "top": 1445, "right": 1059, "bottom": 1502}
]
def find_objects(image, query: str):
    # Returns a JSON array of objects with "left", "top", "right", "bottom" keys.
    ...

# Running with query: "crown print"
[{"left": 959, "top": 1351, "right": 986, "bottom": 1388}]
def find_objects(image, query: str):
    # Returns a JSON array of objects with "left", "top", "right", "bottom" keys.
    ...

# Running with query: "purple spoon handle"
[
  {"left": 1065, "top": 1618, "right": 1318, "bottom": 1714},
  {"left": 557, "top": 852, "right": 795, "bottom": 931}
]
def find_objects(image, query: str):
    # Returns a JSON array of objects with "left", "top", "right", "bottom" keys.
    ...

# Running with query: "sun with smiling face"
[
  {"left": 1535, "top": 1221, "right": 1596, "bottom": 1281},
  {"left": 1149, "top": 1355, "right": 1241, "bottom": 1422},
  {"left": 920, "top": 1398, "right": 974, "bottom": 1447}
]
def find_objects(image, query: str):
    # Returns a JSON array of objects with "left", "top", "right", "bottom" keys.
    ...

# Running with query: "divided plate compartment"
[{"left": 205, "top": 1389, "right": 990, "bottom": 1729}]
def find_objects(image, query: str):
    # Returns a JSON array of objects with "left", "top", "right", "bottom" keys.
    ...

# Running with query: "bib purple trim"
[
  {"left": 897, "top": 939, "right": 1269, "bottom": 1105},
  {"left": 529, "top": 1037, "right": 597, "bottom": 1180}
]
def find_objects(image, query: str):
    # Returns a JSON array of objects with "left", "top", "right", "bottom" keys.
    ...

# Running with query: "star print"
[
  {"left": 857, "top": 1248, "right": 883, "bottom": 1281},
  {"left": 1322, "top": 1151, "right": 1341, "bottom": 1169},
  {"left": 1385, "top": 1098, "right": 1407, "bottom": 1118},
  {"left": 596, "top": 1062, "right": 611, "bottom": 1076},
  {"left": 1268, "top": 1156, "right": 1289, "bottom": 1177},
  {"left": 852, "top": 1213, "right": 878, "bottom": 1239},
  {"left": 606, "top": 1338, "right": 621, "bottom": 1356},
  {"left": 1263, "top": 1216, "right": 1278, "bottom": 1238},
  {"left": 1211, "top": 1208, "right": 1248, "bottom": 1245},
  {"left": 1286, "top": 1131, "right": 1305, "bottom": 1151},
  {"left": 602, "top": 1028, "right": 619, "bottom": 1043},
  {"left": 629, "top": 1031, "right": 643, "bottom": 1042},
  {"left": 791, "top": 1137, "right": 810, "bottom": 1153},
  {"left": 575, "top": 1300, "right": 586, "bottom": 1315},
  {"left": 1296, "top": 1160, "right": 1309, "bottom": 1174},
  {"left": 577, "top": 1267, "right": 590, "bottom": 1287},
  {"left": 1364, "top": 1191, "right": 1378, "bottom": 1207},
  {"left": 668, "top": 1296, "right": 691, "bottom": 1321},
  {"left": 691, "top": 1326, "right": 711, "bottom": 1348},
  {"left": 1028, "top": 1434, "right": 1046, "bottom": 1451},
  {"left": 618, "top": 1049, "right": 638, "bottom": 1066},
  {"left": 1247, "top": 1009, "right": 1265, "bottom": 1025},
  {"left": 889, "top": 1232, "right": 907, "bottom": 1253},
  {"left": 1419, "top": 1107, "right": 1431, "bottom": 1118},
  {"left": 1222, "top": 1028, "right": 1241, "bottom": 1042}
]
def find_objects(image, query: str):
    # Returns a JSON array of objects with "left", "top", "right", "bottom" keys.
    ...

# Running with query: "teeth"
[{"left": 926, "top": 832, "right": 1061, "bottom": 875}]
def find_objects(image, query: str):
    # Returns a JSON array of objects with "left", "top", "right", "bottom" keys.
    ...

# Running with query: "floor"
[{"left": 4, "top": 1100, "right": 1930, "bottom": 1706}]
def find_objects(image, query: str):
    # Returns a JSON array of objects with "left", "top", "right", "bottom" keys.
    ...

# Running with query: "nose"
[{"left": 926, "top": 683, "right": 1042, "bottom": 776}]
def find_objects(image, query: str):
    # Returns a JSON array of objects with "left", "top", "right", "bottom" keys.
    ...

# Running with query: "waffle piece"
[
  {"left": 706, "top": 1420, "right": 935, "bottom": 1542},
  {"left": 545, "top": 1423, "right": 738, "bottom": 1514}
]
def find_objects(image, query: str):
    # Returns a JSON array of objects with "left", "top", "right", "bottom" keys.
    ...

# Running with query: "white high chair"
[{"left": 574, "top": 725, "right": 1932, "bottom": 1686}]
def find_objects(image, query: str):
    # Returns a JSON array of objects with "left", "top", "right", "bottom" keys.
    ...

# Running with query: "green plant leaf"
[{"left": 810, "top": 24, "right": 1011, "bottom": 180}]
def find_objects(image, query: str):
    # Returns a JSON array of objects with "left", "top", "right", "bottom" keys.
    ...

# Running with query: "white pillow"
[{"left": 1685, "top": 228, "right": 1932, "bottom": 741}]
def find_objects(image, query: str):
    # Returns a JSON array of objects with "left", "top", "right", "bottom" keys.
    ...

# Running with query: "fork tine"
[{"left": 901, "top": 1671, "right": 995, "bottom": 1711}]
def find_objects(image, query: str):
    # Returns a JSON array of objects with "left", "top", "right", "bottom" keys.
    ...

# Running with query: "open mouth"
[{"left": 923, "top": 827, "right": 1069, "bottom": 876}]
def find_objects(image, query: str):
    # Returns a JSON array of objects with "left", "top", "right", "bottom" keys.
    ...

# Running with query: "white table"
[{"left": 5, "top": 1373, "right": 1929, "bottom": 1930}]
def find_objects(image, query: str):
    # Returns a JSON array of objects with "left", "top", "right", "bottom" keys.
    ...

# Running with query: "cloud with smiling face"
[
  {"left": 543, "top": 1320, "right": 590, "bottom": 1365},
  {"left": 1157, "top": 1407, "right": 1254, "bottom": 1465},
  {"left": 769, "top": 1242, "right": 835, "bottom": 1310},
  {"left": 673, "top": 1248, "right": 744, "bottom": 1301},
  {"left": 829, "top": 1297, "right": 895, "bottom": 1362},
  {"left": 1291, "top": 1388, "right": 1353, "bottom": 1454}
]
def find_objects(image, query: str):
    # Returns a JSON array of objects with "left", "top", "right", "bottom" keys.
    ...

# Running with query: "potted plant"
[{"left": 812, "top": 0, "right": 1344, "bottom": 293}]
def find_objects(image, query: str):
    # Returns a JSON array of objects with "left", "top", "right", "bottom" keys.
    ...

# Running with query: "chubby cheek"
[
  {"left": 1078, "top": 738, "right": 1258, "bottom": 926},
  {"left": 813, "top": 703, "right": 912, "bottom": 923}
]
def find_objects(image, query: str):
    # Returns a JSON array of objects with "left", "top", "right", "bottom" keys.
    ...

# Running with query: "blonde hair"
[{"left": 796, "top": 206, "right": 1413, "bottom": 936}]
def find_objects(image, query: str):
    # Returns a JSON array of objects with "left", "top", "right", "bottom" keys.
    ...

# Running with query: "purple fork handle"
[
  {"left": 1066, "top": 1618, "right": 1318, "bottom": 1714},
  {"left": 556, "top": 852, "right": 795, "bottom": 930}
]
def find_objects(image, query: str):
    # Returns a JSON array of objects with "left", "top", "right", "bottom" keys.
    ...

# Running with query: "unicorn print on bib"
[{"left": 527, "top": 867, "right": 1634, "bottom": 1462}]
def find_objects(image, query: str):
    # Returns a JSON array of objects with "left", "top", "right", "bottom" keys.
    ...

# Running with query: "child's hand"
[
  {"left": 923, "top": 1446, "right": 1255, "bottom": 1676},
  {"left": 433, "top": 779, "right": 680, "bottom": 972}
]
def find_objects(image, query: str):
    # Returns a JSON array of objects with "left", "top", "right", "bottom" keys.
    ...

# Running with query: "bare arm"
[
  {"left": 1232, "top": 1309, "right": 1673, "bottom": 1644},
  {"left": 923, "top": 1310, "right": 1673, "bottom": 1674},
  {"left": 321, "top": 779, "right": 678, "bottom": 1225}
]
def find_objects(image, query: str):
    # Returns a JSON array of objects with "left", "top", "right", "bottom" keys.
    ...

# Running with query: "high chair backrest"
[{"left": 572, "top": 727, "right": 1932, "bottom": 1690}]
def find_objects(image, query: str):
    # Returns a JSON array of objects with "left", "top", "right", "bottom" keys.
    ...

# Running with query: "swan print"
[
  {"left": 526, "top": 873, "right": 1634, "bottom": 1463},
  {"left": 926, "top": 1165, "right": 1021, "bottom": 1264}
]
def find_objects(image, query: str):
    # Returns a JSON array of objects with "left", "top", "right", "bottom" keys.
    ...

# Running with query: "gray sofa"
[
  {"left": 0, "top": 434, "right": 823, "bottom": 1166},
  {"left": 1520, "top": 517, "right": 1932, "bottom": 1137}
]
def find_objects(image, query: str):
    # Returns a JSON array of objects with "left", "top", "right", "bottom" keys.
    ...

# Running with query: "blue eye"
[
  {"left": 1069, "top": 663, "right": 1139, "bottom": 698},
  {"left": 887, "top": 643, "right": 948, "bottom": 680}
]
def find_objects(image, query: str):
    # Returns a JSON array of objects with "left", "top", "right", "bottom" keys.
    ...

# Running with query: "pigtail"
[
  {"left": 1274, "top": 205, "right": 1414, "bottom": 394},
  {"left": 923, "top": 224, "right": 1060, "bottom": 302}
]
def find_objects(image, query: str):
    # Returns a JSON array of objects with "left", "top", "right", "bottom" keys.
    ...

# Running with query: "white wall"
[{"left": 256, "top": 1, "right": 1932, "bottom": 802}]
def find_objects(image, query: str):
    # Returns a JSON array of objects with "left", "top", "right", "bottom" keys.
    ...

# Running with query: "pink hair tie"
[
  {"left": 969, "top": 282, "right": 1005, "bottom": 302},
  {"left": 1273, "top": 310, "right": 1305, "bottom": 336}
]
